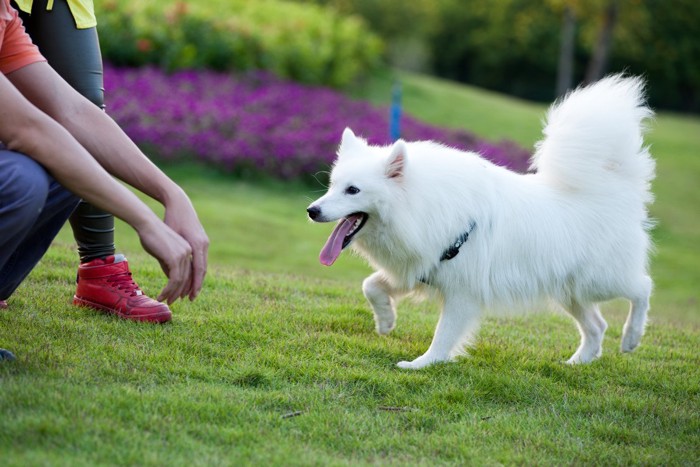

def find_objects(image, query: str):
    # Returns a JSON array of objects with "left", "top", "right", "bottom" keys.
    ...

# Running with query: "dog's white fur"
[{"left": 308, "top": 75, "right": 655, "bottom": 369}]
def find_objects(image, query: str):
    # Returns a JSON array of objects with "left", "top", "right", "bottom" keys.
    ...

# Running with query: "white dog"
[{"left": 307, "top": 75, "right": 655, "bottom": 369}]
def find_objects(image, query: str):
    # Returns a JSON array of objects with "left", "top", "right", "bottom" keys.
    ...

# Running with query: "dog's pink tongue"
[{"left": 319, "top": 217, "right": 354, "bottom": 266}]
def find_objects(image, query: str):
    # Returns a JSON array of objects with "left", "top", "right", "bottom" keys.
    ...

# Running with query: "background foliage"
[
  {"left": 95, "top": 0, "right": 383, "bottom": 87},
  {"left": 104, "top": 66, "right": 530, "bottom": 183},
  {"left": 95, "top": 0, "right": 700, "bottom": 110},
  {"left": 301, "top": 0, "right": 700, "bottom": 112}
]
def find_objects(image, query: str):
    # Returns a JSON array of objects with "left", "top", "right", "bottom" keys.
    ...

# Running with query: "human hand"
[
  {"left": 134, "top": 217, "right": 195, "bottom": 304},
  {"left": 163, "top": 188, "right": 209, "bottom": 301}
]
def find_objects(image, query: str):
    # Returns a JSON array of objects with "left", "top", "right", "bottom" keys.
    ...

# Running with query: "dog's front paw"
[
  {"left": 396, "top": 354, "right": 451, "bottom": 370},
  {"left": 396, "top": 360, "right": 422, "bottom": 370},
  {"left": 372, "top": 306, "right": 396, "bottom": 335},
  {"left": 375, "top": 316, "right": 395, "bottom": 335},
  {"left": 620, "top": 328, "right": 642, "bottom": 353},
  {"left": 565, "top": 349, "right": 601, "bottom": 365}
]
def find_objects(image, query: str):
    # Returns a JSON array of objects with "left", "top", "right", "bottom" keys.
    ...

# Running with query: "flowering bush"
[
  {"left": 104, "top": 65, "right": 531, "bottom": 181},
  {"left": 95, "top": 0, "right": 383, "bottom": 88}
]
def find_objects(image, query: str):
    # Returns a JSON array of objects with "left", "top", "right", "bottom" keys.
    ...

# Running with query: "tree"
[
  {"left": 584, "top": 0, "right": 619, "bottom": 84},
  {"left": 556, "top": 5, "right": 577, "bottom": 96}
]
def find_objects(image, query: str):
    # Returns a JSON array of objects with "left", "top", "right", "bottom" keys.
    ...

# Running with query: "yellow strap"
[
  {"left": 12, "top": 0, "right": 32, "bottom": 14},
  {"left": 12, "top": 0, "right": 96, "bottom": 29},
  {"left": 67, "top": 0, "right": 96, "bottom": 29}
]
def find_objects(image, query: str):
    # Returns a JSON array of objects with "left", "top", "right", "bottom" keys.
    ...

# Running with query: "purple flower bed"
[{"left": 104, "top": 65, "right": 531, "bottom": 180}]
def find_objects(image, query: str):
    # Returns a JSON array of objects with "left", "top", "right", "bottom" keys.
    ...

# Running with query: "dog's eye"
[{"left": 345, "top": 186, "right": 360, "bottom": 195}]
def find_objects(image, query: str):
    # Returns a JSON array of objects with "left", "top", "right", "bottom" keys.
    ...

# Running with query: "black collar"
[
  {"left": 420, "top": 221, "right": 476, "bottom": 285},
  {"left": 439, "top": 221, "right": 476, "bottom": 261}
]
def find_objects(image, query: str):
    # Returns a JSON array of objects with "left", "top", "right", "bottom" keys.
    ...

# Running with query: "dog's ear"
[
  {"left": 386, "top": 139, "right": 407, "bottom": 179},
  {"left": 339, "top": 127, "right": 365, "bottom": 154},
  {"left": 341, "top": 127, "right": 356, "bottom": 145}
]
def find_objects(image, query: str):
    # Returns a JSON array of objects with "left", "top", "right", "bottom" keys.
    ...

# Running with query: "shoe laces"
[{"left": 106, "top": 272, "right": 143, "bottom": 297}]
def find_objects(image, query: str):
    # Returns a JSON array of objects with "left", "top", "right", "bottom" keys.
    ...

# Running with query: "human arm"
[
  {"left": 0, "top": 69, "right": 205, "bottom": 303},
  {"left": 6, "top": 62, "right": 209, "bottom": 300}
]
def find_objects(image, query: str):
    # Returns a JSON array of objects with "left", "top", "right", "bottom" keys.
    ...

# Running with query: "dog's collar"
[
  {"left": 420, "top": 221, "right": 476, "bottom": 285},
  {"left": 439, "top": 221, "right": 476, "bottom": 261}
]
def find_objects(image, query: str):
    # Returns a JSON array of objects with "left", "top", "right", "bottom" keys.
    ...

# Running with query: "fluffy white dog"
[{"left": 307, "top": 75, "right": 655, "bottom": 369}]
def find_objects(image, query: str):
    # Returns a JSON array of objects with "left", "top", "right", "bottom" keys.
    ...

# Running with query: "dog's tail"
[{"left": 531, "top": 75, "right": 655, "bottom": 204}]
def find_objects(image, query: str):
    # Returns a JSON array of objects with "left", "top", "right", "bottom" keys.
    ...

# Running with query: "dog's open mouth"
[{"left": 319, "top": 212, "right": 368, "bottom": 266}]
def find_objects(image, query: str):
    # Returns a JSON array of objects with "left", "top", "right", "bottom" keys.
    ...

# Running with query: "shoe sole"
[{"left": 73, "top": 296, "right": 172, "bottom": 323}]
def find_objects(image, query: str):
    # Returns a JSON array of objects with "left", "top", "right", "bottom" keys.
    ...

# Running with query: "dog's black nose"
[{"left": 307, "top": 206, "right": 321, "bottom": 220}]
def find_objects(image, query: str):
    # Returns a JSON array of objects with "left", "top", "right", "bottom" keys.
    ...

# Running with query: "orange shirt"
[{"left": 0, "top": 0, "right": 45, "bottom": 75}]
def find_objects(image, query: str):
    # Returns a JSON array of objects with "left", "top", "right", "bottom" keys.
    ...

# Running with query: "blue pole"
[{"left": 390, "top": 81, "right": 402, "bottom": 142}]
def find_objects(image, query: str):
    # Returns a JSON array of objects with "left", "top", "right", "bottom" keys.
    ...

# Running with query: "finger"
[
  {"left": 167, "top": 239, "right": 196, "bottom": 303},
  {"left": 180, "top": 270, "right": 193, "bottom": 301},
  {"left": 156, "top": 259, "right": 172, "bottom": 303},
  {"left": 158, "top": 277, "right": 180, "bottom": 304},
  {"left": 157, "top": 257, "right": 189, "bottom": 304},
  {"left": 189, "top": 241, "right": 209, "bottom": 300},
  {"left": 161, "top": 275, "right": 187, "bottom": 304},
  {"left": 172, "top": 261, "right": 190, "bottom": 301}
]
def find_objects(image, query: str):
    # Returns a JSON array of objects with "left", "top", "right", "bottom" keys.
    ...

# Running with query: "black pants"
[{"left": 14, "top": 0, "right": 115, "bottom": 262}]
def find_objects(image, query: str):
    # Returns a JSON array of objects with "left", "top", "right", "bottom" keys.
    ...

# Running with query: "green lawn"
[{"left": 1, "top": 71, "right": 698, "bottom": 465}]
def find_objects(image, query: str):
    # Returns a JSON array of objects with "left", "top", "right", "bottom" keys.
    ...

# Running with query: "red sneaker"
[{"left": 73, "top": 254, "right": 172, "bottom": 323}]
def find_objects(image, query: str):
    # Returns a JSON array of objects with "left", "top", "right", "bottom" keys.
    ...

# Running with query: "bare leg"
[
  {"left": 563, "top": 299, "right": 608, "bottom": 364},
  {"left": 621, "top": 275, "right": 652, "bottom": 353},
  {"left": 397, "top": 292, "right": 480, "bottom": 370},
  {"left": 362, "top": 271, "right": 399, "bottom": 335}
]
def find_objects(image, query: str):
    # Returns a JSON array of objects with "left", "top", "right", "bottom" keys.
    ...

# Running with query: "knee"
[
  {"left": 362, "top": 275, "right": 379, "bottom": 299},
  {"left": 0, "top": 152, "right": 51, "bottom": 224},
  {"left": 363, "top": 272, "right": 389, "bottom": 301}
]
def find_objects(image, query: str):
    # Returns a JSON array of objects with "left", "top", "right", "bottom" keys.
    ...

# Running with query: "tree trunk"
[
  {"left": 556, "top": 5, "right": 576, "bottom": 97},
  {"left": 585, "top": 0, "right": 619, "bottom": 84}
]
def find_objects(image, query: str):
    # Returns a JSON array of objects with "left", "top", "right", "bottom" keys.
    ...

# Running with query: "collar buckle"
[{"left": 439, "top": 221, "right": 476, "bottom": 262}]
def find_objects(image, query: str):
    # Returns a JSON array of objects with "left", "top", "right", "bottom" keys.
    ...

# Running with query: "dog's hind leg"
[
  {"left": 621, "top": 275, "right": 652, "bottom": 353},
  {"left": 397, "top": 293, "right": 480, "bottom": 370},
  {"left": 363, "top": 271, "right": 399, "bottom": 335},
  {"left": 563, "top": 300, "right": 608, "bottom": 364}
]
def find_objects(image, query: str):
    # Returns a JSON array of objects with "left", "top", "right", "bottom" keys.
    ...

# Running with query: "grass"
[{"left": 1, "top": 70, "right": 699, "bottom": 465}]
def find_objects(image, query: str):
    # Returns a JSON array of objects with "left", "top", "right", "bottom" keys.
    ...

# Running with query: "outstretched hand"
[
  {"left": 136, "top": 219, "right": 195, "bottom": 305},
  {"left": 162, "top": 188, "right": 209, "bottom": 301},
  {"left": 137, "top": 187, "right": 209, "bottom": 304}
]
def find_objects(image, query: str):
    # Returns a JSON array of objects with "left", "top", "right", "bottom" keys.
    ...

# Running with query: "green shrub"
[
  {"left": 299, "top": 0, "right": 700, "bottom": 111},
  {"left": 94, "top": 0, "right": 383, "bottom": 87},
  {"left": 428, "top": 0, "right": 700, "bottom": 111},
  {"left": 291, "top": 0, "right": 440, "bottom": 72}
]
